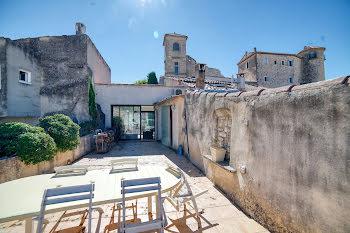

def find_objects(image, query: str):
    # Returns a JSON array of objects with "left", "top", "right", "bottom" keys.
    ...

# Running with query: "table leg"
[
  {"left": 25, "top": 218, "right": 33, "bottom": 233},
  {"left": 148, "top": 196, "right": 153, "bottom": 220},
  {"left": 155, "top": 195, "right": 160, "bottom": 218}
]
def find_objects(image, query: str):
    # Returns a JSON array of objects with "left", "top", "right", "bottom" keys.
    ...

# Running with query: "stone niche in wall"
[{"left": 212, "top": 108, "right": 232, "bottom": 161}]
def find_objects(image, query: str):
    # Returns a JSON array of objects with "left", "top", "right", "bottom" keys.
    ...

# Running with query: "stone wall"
[
  {"left": 0, "top": 134, "right": 95, "bottom": 184},
  {"left": 256, "top": 53, "right": 302, "bottom": 88},
  {"left": 184, "top": 77, "right": 350, "bottom": 233}
]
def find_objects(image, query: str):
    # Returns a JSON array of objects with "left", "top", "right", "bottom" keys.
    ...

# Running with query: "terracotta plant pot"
[{"left": 210, "top": 146, "right": 226, "bottom": 162}]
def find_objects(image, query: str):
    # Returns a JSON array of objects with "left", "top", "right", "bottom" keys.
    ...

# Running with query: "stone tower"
[
  {"left": 163, "top": 33, "right": 188, "bottom": 77},
  {"left": 298, "top": 46, "right": 326, "bottom": 84}
]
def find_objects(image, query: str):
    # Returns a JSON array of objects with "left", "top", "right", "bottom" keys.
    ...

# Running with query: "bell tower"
[{"left": 163, "top": 33, "right": 188, "bottom": 77}]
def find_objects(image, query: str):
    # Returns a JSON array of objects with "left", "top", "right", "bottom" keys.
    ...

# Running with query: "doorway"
[{"left": 112, "top": 105, "right": 155, "bottom": 140}]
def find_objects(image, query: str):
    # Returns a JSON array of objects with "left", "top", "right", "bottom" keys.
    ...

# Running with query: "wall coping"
[{"left": 203, "top": 154, "right": 237, "bottom": 173}]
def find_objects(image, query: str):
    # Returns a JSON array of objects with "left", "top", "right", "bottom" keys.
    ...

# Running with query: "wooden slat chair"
[
  {"left": 165, "top": 167, "right": 208, "bottom": 224},
  {"left": 110, "top": 158, "right": 138, "bottom": 172},
  {"left": 54, "top": 165, "right": 88, "bottom": 176},
  {"left": 118, "top": 177, "right": 168, "bottom": 233},
  {"left": 103, "top": 201, "right": 140, "bottom": 233},
  {"left": 36, "top": 184, "right": 103, "bottom": 233}
]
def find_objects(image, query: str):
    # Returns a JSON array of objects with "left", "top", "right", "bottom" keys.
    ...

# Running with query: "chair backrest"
[
  {"left": 121, "top": 177, "right": 165, "bottom": 232},
  {"left": 36, "top": 184, "right": 94, "bottom": 233},
  {"left": 111, "top": 158, "right": 138, "bottom": 171},
  {"left": 54, "top": 165, "right": 88, "bottom": 175}
]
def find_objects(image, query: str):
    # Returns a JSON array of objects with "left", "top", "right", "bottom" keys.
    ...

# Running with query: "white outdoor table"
[{"left": 0, "top": 165, "right": 181, "bottom": 233}]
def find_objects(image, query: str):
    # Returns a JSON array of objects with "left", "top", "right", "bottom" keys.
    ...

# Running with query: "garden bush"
[
  {"left": 16, "top": 132, "right": 57, "bottom": 165},
  {"left": 79, "top": 120, "right": 97, "bottom": 136},
  {"left": 0, "top": 122, "right": 44, "bottom": 157},
  {"left": 112, "top": 116, "right": 124, "bottom": 140},
  {"left": 39, "top": 114, "right": 80, "bottom": 152}
]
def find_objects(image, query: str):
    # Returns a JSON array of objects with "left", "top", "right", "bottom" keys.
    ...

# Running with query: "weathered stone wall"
[
  {"left": 238, "top": 54, "right": 257, "bottom": 82},
  {"left": 256, "top": 54, "right": 302, "bottom": 88},
  {"left": 0, "top": 134, "right": 95, "bottom": 184},
  {"left": 13, "top": 35, "right": 94, "bottom": 123},
  {"left": 164, "top": 36, "right": 187, "bottom": 76},
  {"left": 6, "top": 40, "right": 41, "bottom": 118},
  {"left": 184, "top": 77, "right": 350, "bottom": 233},
  {"left": 299, "top": 49, "right": 325, "bottom": 84},
  {"left": 87, "top": 38, "right": 111, "bottom": 84},
  {"left": 0, "top": 38, "right": 8, "bottom": 116}
]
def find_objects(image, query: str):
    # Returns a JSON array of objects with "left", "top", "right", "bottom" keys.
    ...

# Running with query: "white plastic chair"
[
  {"left": 36, "top": 184, "right": 103, "bottom": 233},
  {"left": 54, "top": 165, "right": 88, "bottom": 175},
  {"left": 165, "top": 167, "right": 208, "bottom": 220},
  {"left": 118, "top": 177, "right": 168, "bottom": 233},
  {"left": 110, "top": 158, "right": 138, "bottom": 172}
]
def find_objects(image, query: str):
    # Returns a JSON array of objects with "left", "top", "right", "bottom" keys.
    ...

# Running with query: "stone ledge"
[{"left": 203, "top": 154, "right": 237, "bottom": 173}]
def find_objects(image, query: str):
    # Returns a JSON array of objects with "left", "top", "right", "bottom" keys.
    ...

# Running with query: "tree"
[
  {"left": 147, "top": 72, "right": 158, "bottom": 84},
  {"left": 135, "top": 78, "right": 147, "bottom": 84},
  {"left": 88, "top": 77, "right": 98, "bottom": 122}
]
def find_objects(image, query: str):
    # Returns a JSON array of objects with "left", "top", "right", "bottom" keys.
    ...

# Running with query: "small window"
[
  {"left": 274, "top": 60, "right": 277, "bottom": 64},
  {"left": 19, "top": 70, "right": 31, "bottom": 84},
  {"left": 264, "top": 57, "right": 268, "bottom": 64},
  {"left": 288, "top": 60, "right": 293, "bottom": 66},
  {"left": 288, "top": 77, "right": 294, "bottom": 83},
  {"left": 309, "top": 51, "right": 317, "bottom": 59},
  {"left": 246, "top": 62, "right": 249, "bottom": 69},
  {"left": 174, "top": 62, "right": 179, "bottom": 74},
  {"left": 264, "top": 76, "right": 270, "bottom": 82},
  {"left": 173, "top": 42, "right": 180, "bottom": 51},
  {"left": 281, "top": 60, "right": 285, "bottom": 65}
]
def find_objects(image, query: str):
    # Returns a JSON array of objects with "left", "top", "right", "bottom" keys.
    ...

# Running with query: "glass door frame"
[{"left": 111, "top": 105, "right": 155, "bottom": 140}]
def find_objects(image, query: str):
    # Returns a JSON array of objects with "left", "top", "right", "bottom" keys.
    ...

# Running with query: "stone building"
[
  {"left": 0, "top": 23, "right": 111, "bottom": 125},
  {"left": 237, "top": 46, "right": 325, "bottom": 88},
  {"left": 161, "top": 33, "right": 232, "bottom": 85}
]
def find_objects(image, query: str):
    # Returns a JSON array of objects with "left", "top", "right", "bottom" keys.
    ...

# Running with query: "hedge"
[{"left": 39, "top": 114, "right": 80, "bottom": 152}]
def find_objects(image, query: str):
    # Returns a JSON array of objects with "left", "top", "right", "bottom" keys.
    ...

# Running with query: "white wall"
[{"left": 95, "top": 84, "right": 188, "bottom": 128}]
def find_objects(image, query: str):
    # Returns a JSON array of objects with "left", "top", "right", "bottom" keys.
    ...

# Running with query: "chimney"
[
  {"left": 237, "top": 73, "right": 246, "bottom": 91},
  {"left": 254, "top": 47, "right": 256, "bottom": 52},
  {"left": 195, "top": 63, "right": 206, "bottom": 89},
  {"left": 75, "top": 22, "right": 86, "bottom": 35}
]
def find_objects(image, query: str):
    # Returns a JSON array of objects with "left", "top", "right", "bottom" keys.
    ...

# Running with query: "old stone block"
[
  {"left": 218, "top": 132, "right": 226, "bottom": 138},
  {"left": 218, "top": 127, "right": 224, "bottom": 132}
]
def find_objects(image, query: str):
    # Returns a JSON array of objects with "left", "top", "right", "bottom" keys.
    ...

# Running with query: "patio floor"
[{"left": 0, "top": 141, "right": 269, "bottom": 233}]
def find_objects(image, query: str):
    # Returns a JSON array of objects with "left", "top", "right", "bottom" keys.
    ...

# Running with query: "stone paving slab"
[{"left": 0, "top": 141, "right": 269, "bottom": 233}]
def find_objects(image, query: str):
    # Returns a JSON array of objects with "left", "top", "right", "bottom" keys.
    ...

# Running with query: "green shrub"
[
  {"left": 135, "top": 78, "right": 147, "bottom": 84},
  {"left": 88, "top": 77, "right": 98, "bottom": 122},
  {"left": 79, "top": 120, "right": 97, "bottom": 136},
  {"left": 112, "top": 116, "right": 124, "bottom": 140},
  {"left": 0, "top": 122, "right": 44, "bottom": 157},
  {"left": 17, "top": 132, "right": 57, "bottom": 165},
  {"left": 39, "top": 114, "right": 80, "bottom": 152}
]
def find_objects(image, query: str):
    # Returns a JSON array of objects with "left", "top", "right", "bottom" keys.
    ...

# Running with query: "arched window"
[{"left": 173, "top": 42, "right": 180, "bottom": 51}]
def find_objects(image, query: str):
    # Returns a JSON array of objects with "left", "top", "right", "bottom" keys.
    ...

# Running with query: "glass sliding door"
[{"left": 112, "top": 105, "right": 155, "bottom": 140}]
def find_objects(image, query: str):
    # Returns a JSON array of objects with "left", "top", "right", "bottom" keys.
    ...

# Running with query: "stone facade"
[
  {"left": 0, "top": 38, "right": 42, "bottom": 125},
  {"left": 163, "top": 33, "right": 229, "bottom": 83},
  {"left": 182, "top": 77, "right": 350, "bottom": 233},
  {"left": 238, "top": 46, "right": 325, "bottom": 88},
  {"left": 0, "top": 26, "right": 110, "bottom": 125}
]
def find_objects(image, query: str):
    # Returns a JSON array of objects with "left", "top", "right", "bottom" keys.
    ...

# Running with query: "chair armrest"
[{"left": 91, "top": 207, "right": 104, "bottom": 233}]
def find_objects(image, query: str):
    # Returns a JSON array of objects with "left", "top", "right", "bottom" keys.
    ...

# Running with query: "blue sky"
[{"left": 0, "top": 0, "right": 349, "bottom": 83}]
